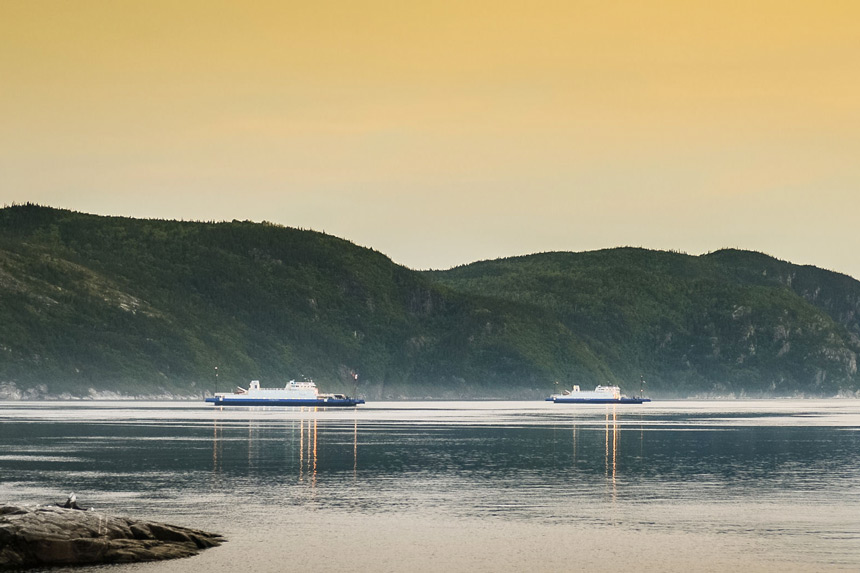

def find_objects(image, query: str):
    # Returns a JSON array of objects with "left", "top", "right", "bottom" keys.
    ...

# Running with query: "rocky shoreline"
[{"left": 0, "top": 504, "right": 224, "bottom": 569}]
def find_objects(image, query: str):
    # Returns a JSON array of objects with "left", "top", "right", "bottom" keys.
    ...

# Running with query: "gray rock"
[{"left": 0, "top": 504, "right": 224, "bottom": 569}]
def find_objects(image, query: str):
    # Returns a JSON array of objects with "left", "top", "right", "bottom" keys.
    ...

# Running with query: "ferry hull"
[
  {"left": 205, "top": 397, "right": 365, "bottom": 407},
  {"left": 547, "top": 397, "right": 650, "bottom": 404}
]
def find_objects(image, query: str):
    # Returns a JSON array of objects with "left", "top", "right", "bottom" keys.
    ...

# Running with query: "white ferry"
[
  {"left": 205, "top": 379, "right": 364, "bottom": 407},
  {"left": 547, "top": 384, "right": 650, "bottom": 404}
]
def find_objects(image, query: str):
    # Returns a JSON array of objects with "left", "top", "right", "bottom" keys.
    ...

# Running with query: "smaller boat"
[
  {"left": 205, "top": 379, "right": 364, "bottom": 407},
  {"left": 547, "top": 384, "right": 650, "bottom": 404}
]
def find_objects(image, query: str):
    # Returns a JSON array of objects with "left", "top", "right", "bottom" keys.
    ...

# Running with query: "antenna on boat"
[
  {"left": 640, "top": 375, "right": 645, "bottom": 397},
  {"left": 214, "top": 366, "right": 218, "bottom": 395},
  {"left": 353, "top": 371, "right": 359, "bottom": 398}
]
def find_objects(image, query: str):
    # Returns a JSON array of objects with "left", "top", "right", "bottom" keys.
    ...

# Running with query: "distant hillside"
[
  {"left": 428, "top": 248, "right": 860, "bottom": 396},
  {"left": 0, "top": 205, "right": 596, "bottom": 399},
  {"left": 1, "top": 204, "right": 858, "bottom": 398}
]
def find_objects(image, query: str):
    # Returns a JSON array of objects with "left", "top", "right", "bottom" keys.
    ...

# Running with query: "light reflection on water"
[{"left": 1, "top": 400, "right": 859, "bottom": 572}]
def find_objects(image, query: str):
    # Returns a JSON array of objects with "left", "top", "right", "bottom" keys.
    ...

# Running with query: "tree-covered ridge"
[
  {"left": 0, "top": 205, "right": 589, "bottom": 398},
  {"left": 1, "top": 204, "right": 858, "bottom": 398},
  {"left": 428, "top": 248, "right": 860, "bottom": 395}
]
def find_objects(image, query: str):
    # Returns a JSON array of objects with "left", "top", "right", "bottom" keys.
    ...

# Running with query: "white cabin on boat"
[{"left": 553, "top": 385, "right": 622, "bottom": 400}]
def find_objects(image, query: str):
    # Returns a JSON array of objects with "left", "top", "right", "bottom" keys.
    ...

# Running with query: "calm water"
[{"left": 1, "top": 400, "right": 859, "bottom": 572}]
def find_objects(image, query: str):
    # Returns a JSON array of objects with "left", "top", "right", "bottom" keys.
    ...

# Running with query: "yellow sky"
[{"left": 2, "top": 1, "right": 859, "bottom": 277}]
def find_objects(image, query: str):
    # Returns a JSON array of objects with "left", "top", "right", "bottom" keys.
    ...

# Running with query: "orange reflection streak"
[
  {"left": 353, "top": 417, "right": 358, "bottom": 479},
  {"left": 611, "top": 406, "right": 618, "bottom": 486},
  {"left": 299, "top": 417, "right": 304, "bottom": 482},
  {"left": 212, "top": 419, "right": 221, "bottom": 474},
  {"left": 604, "top": 405, "right": 619, "bottom": 502},
  {"left": 247, "top": 422, "right": 253, "bottom": 467},
  {"left": 311, "top": 418, "right": 318, "bottom": 488},
  {"left": 605, "top": 409, "right": 609, "bottom": 477}
]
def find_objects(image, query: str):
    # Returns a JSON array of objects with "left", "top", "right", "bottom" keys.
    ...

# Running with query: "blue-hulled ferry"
[
  {"left": 205, "top": 379, "right": 364, "bottom": 407},
  {"left": 547, "top": 384, "right": 650, "bottom": 404}
]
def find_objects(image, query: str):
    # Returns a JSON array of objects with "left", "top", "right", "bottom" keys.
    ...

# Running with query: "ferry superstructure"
[
  {"left": 547, "top": 384, "right": 650, "bottom": 404},
  {"left": 205, "top": 379, "right": 364, "bottom": 407}
]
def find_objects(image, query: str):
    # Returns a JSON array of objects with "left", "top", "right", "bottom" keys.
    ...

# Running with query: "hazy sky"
[{"left": 2, "top": 1, "right": 859, "bottom": 278}]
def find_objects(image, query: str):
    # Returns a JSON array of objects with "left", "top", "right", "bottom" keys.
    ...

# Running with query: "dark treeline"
[{"left": 1, "top": 205, "right": 858, "bottom": 398}]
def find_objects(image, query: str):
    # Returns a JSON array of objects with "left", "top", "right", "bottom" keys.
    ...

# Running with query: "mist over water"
[{"left": 2, "top": 400, "right": 859, "bottom": 572}]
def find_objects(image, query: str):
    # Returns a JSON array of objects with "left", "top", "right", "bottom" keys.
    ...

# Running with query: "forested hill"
[
  {"left": 1, "top": 205, "right": 858, "bottom": 399},
  {"left": 0, "top": 205, "right": 598, "bottom": 398},
  {"left": 428, "top": 249, "right": 860, "bottom": 396}
]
